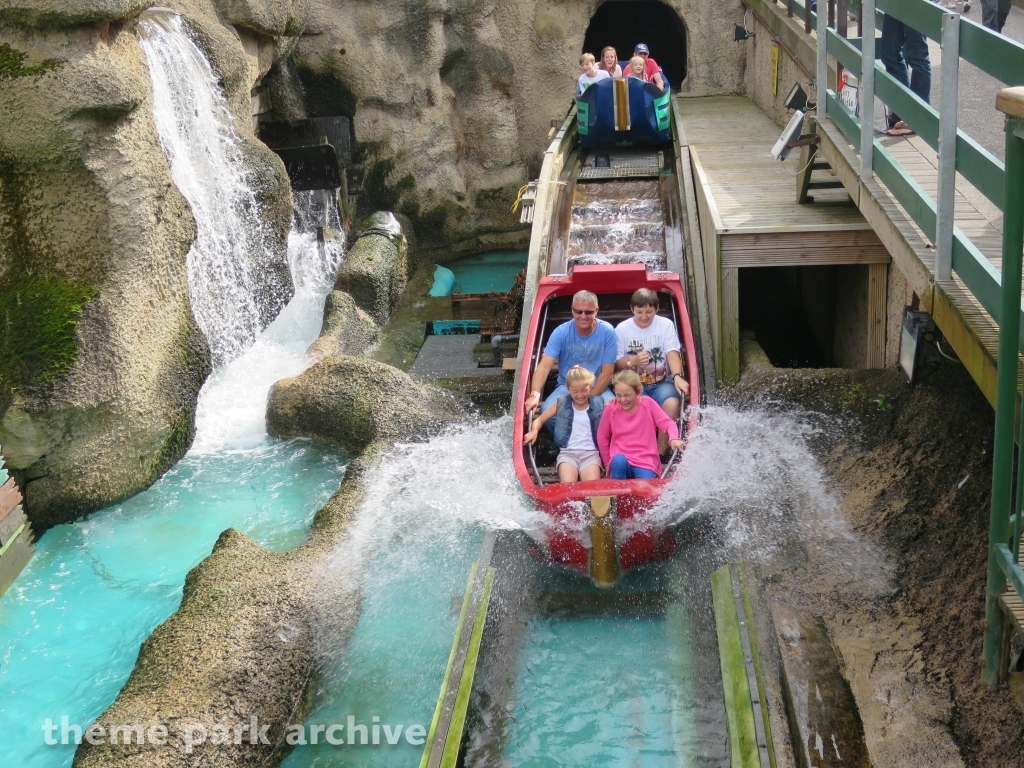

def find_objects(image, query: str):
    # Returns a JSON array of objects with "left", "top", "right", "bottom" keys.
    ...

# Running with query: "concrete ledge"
[{"left": 771, "top": 603, "right": 871, "bottom": 768}]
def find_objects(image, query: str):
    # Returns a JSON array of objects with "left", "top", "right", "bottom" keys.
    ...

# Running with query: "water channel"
[{"left": 0, "top": 12, "right": 875, "bottom": 768}]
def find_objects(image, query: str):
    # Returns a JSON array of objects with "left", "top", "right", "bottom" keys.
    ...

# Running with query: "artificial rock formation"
[
  {"left": 305, "top": 289, "right": 379, "bottom": 362},
  {"left": 333, "top": 211, "right": 409, "bottom": 325},
  {"left": 73, "top": 452, "right": 376, "bottom": 768},
  {"left": 0, "top": 0, "right": 294, "bottom": 527},
  {"left": 287, "top": 0, "right": 746, "bottom": 255},
  {"left": 266, "top": 354, "right": 465, "bottom": 453}
]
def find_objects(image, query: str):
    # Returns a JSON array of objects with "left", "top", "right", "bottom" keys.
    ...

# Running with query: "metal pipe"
[
  {"left": 491, "top": 333, "right": 519, "bottom": 367},
  {"left": 525, "top": 411, "right": 544, "bottom": 487},
  {"left": 817, "top": 0, "right": 828, "bottom": 120},
  {"left": 860, "top": 0, "right": 876, "bottom": 181},
  {"left": 936, "top": 12, "right": 960, "bottom": 282},
  {"left": 983, "top": 104, "right": 1024, "bottom": 685}
]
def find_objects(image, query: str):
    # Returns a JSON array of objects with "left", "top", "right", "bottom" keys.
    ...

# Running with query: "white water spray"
[
  {"left": 651, "top": 405, "right": 893, "bottom": 595},
  {"left": 139, "top": 12, "right": 279, "bottom": 365},
  {"left": 191, "top": 191, "right": 346, "bottom": 453}
]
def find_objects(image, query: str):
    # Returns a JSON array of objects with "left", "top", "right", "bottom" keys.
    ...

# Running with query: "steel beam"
[
  {"left": 859, "top": 0, "right": 875, "bottom": 181},
  {"left": 936, "top": 12, "right": 960, "bottom": 281}
]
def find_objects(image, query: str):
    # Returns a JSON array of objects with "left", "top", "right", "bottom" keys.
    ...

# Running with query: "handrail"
[
  {"left": 786, "top": 0, "right": 1024, "bottom": 86},
  {"left": 525, "top": 410, "right": 544, "bottom": 487},
  {"left": 782, "top": 0, "right": 1024, "bottom": 684}
]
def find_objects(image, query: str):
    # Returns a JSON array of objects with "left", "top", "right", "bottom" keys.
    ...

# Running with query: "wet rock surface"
[
  {"left": 731, "top": 355, "right": 1023, "bottom": 767},
  {"left": 333, "top": 213, "right": 408, "bottom": 326},
  {"left": 305, "top": 289, "right": 379, "bottom": 362},
  {"left": 266, "top": 354, "right": 465, "bottom": 453},
  {"left": 72, "top": 452, "right": 377, "bottom": 768},
  {"left": 0, "top": 0, "right": 293, "bottom": 527}
]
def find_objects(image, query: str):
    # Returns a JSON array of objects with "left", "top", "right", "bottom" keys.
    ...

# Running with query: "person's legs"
[
  {"left": 644, "top": 380, "right": 681, "bottom": 454},
  {"left": 902, "top": 27, "right": 931, "bottom": 105},
  {"left": 880, "top": 15, "right": 909, "bottom": 127},
  {"left": 596, "top": 389, "right": 614, "bottom": 404},
  {"left": 630, "top": 466, "right": 659, "bottom": 479},
  {"left": 557, "top": 460, "right": 581, "bottom": 482},
  {"left": 998, "top": 0, "right": 1011, "bottom": 30},
  {"left": 579, "top": 463, "right": 603, "bottom": 481},
  {"left": 609, "top": 454, "right": 631, "bottom": 479},
  {"left": 981, "top": 0, "right": 1002, "bottom": 30}
]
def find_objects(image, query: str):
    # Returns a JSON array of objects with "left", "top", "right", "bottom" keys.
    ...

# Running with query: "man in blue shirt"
[{"left": 525, "top": 290, "right": 617, "bottom": 415}]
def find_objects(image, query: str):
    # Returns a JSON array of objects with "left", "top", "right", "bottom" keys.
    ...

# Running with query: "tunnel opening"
[
  {"left": 581, "top": 0, "right": 688, "bottom": 88},
  {"left": 740, "top": 264, "right": 878, "bottom": 369}
]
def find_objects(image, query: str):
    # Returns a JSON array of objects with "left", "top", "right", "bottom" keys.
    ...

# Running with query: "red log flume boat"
[{"left": 512, "top": 262, "right": 700, "bottom": 587}]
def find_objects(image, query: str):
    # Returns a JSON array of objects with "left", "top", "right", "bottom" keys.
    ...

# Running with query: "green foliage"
[
  {"left": 0, "top": 43, "right": 61, "bottom": 80},
  {"left": 839, "top": 383, "right": 867, "bottom": 412},
  {"left": 0, "top": 271, "right": 97, "bottom": 396},
  {"left": 874, "top": 392, "right": 892, "bottom": 412}
]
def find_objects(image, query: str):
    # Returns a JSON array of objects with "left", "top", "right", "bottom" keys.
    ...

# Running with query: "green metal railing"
[
  {"left": 781, "top": 0, "right": 1024, "bottom": 683},
  {"left": 986, "top": 97, "right": 1024, "bottom": 685}
]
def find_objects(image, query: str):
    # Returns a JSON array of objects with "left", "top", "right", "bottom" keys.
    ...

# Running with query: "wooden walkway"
[
  {"left": 676, "top": 96, "right": 890, "bottom": 382},
  {"left": 817, "top": 115, "right": 1009, "bottom": 406}
]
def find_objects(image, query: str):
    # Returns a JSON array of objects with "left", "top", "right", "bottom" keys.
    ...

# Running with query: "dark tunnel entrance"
[{"left": 581, "top": 1, "right": 688, "bottom": 88}]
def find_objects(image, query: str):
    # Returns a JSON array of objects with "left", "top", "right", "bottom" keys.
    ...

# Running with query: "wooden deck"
[
  {"left": 815, "top": 114, "right": 1010, "bottom": 408},
  {"left": 676, "top": 96, "right": 890, "bottom": 383}
]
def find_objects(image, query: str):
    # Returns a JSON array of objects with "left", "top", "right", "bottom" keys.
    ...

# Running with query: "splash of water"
[
  {"left": 139, "top": 12, "right": 283, "bottom": 365},
  {"left": 651, "top": 405, "right": 893, "bottom": 596},
  {"left": 191, "top": 190, "right": 346, "bottom": 453}
]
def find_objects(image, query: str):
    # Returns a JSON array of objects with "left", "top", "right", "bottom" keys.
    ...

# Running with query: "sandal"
[{"left": 886, "top": 120, "right": 915, "bottom": 137}]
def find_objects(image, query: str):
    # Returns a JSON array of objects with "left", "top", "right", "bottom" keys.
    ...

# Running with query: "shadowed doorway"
[{"left": 581, "top": 0, "right": 688, "bottom": 88}]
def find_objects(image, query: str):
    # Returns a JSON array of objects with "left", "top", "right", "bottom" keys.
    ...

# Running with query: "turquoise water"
[
  {"left": 506, "top": 611, "right": 695, "bottom": 767},
  {"left": 0, "top": 438, "right": 345, "bottom": 768},
  {"left": 282, "top": 529, "right": 482, "bottom": 767},
  {"left": 281, "top": 419, "right": 543, "bottom": 768},
  {"left": 448, "top": 250, "right": 528, "bottom": 294}
]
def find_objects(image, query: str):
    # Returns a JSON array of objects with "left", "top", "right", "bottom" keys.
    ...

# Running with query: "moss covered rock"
[
  {"left": 333, "top": 213, "right": 408, "bottom": 326},
  {"left": 0, "top": 2, "right": 293, "bottom": 527},
  {"left": 266, "top": 354, "right": 464, "bottom": 453},
  {"left": 305, "top": 290, "right": 379, "bottom": 362}
]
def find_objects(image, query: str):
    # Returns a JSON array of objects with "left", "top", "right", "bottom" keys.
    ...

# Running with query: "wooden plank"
[
  {"left": 867, "top": 263, "right": 888, "bottom": 368},
  {"left": 0, "top": 477, "right": 23, "bottom": 521},
  {"left": 501, "top": 357, "right": 517, "bottom": 371},
  {"left": 711, "top": 565, "right": 761, "bottom": 768},
  {"left": 691, "top": 147, "right": 723, "bottom": 378},
  {"left": 0, "top": 505, "right": 26, "bottom": 546},
  {"left": 0, "top": 525, "right": 34, "bottom": 599},
  {"left": 721, "top": 268, "right": 740, "bottom": 385},
  {"left": 672, "top": 104, "right": 718, "bottom": 393}
]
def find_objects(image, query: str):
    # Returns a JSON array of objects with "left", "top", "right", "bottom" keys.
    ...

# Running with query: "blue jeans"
[
  {"left": 643, "top": 380, "right": 681, "bottom": 409},
  {"left": 609, "top": 454, "right": 658, "bottom": 480},
  {"left": 982, "top": 0, "right": 1011, "bottom": 33},
  {"left": 542, "top": 385, "right": 613, "bottom": 415},
  {"left": 880, "top": 15, "right": 931, "bottom": 125}
]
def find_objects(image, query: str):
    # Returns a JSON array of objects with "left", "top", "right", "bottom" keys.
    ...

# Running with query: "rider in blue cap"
[{"left": 633, "top": 43, "right": 665, "bottom": 90}]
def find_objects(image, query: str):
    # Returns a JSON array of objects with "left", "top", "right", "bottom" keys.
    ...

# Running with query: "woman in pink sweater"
[{"left": 597, "top": 370, "right": 684, "bottom": 479}]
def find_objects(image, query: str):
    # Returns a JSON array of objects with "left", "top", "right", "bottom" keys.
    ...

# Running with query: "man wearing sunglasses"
[{"left": 525, "top": 290, "right": 617, "bottom": 416}]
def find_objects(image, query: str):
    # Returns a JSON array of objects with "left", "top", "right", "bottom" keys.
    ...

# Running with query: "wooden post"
[
  {"left": 867, "top": 262, "right": 888, "bottom": 367},
  {"left": 721, "top": 268, "right": 740, "bottom": 384},
  {"left": 797, "top": 115, "right": 818, "bottom": 203},
  {"left": 589, "top": 496, "right": 620, "bottom": 588}
]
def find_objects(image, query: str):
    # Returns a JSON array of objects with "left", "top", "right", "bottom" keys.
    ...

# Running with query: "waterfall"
[
  {"left": 190, "top": 190, "right": 346, "bottom": 453},
  {"left": 138, "top": 11, "right": 278, "bottom": 365}
]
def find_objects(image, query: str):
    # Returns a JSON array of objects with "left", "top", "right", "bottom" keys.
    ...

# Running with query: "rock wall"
[
  {"left": 0, "top": 0, "right": 294, "bottom": 527},
  {"left": 289, "top": 0, "right": 747, "bottom": 256}
]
